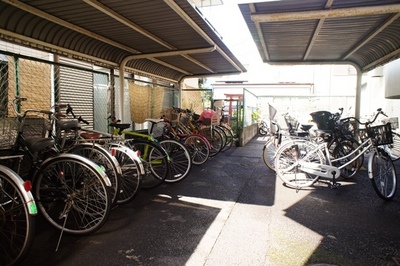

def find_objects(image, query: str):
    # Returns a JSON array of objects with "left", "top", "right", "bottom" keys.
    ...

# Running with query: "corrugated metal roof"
[
  {"left": 239, "top": 0, "right": 400, "bottom": 72},
  {"left": 0, "top": 0, "right": 246, "bottom": 82}
]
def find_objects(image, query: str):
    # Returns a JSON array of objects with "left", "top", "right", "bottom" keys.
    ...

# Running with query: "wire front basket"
[
  {"left": 21, "top": 115, "right": 52, "bottom": 140},
  {"left": 366, "top": 123, "right": 393, "bottom": 146},
  {"left": 148, "top": 121, "right": 166, "bottom": 138},
  {"left": 0, "top": 117, "right": 19, "bottom": 149}
]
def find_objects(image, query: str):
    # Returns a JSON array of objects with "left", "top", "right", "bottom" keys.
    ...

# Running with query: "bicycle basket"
[
  {"left": 366, "top": 123, "right": 393, "bottom": 146},
  {"left": 148, "top": 121, "right": 166, "bottom": 138},
  {"left": 0, "top": 117, "right": 19, "bottom": 149},
  {"left": 22, "top": 115, "right": 52, "bottom": 140},
  {"left": 162, "top": 108, "right": 179, "bottom": 123},
  {"left": 310, "top": 111, "right": 335, "bottom": 130}
]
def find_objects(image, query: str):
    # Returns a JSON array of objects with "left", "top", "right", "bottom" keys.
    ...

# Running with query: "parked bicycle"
[
  {"left": 161, "top": 108, "right": 211, "bottom": 165},
  {"left": 109, "top": 117, "right": 191, "bottom": 188},
  {"left": 52, "top": 104, "right": 142, "bottom": 205},
  {"left": 7, "top": 97, "right": 112, "bottom": 237},
  {"left": 275, "top": 108, "right": 397, "bottom": 200}
]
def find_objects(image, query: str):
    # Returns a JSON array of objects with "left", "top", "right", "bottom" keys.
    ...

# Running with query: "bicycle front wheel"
[
  {"left": 159, "top": 139, "right": 192, "bottom": 183},
  {"left": 368, "top": 149, "right": 397, "bottom": 200},
  {"left": 184, "top": 135, "right": 210, "bottom": 165},
  {"left": 34, "top": 154, "right": 112, "bottom": 235},
  {"left": 126, "top": 139, "right": 169, "bottom": 189},
  {"left": 275, "top": 140, "right": 325, "bottom": 188},
  {"left": 0, "top": 169, "right": 36, "bottom": 266},
  {"left": 217, "top": 125, "right": 234, "bottom": 152},
  {"left": 262, "top": 136, "right": 278, "bottom": 171},
  {"left": 109, "top": 144, "right": 142, "bottom": 205}
]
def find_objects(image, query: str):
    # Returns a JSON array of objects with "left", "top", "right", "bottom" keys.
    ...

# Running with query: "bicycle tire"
[
  {"left": 0, "top": 168, "right": 36, "bottom": 266},
  {"left": 217, "top": 125, "right": 234, "bottom": 152},
  {"left": 200, "top": 127, "right": 223, "bottom": 157},
  {"left": 109, "top": 145, "right": 142, "bottom": 204},
  {"left": 159, "top": 139, "right": 192, "bottom": 183},
  {"left": 183, "top": 135, "right": 210, "bottom": 165},
  {"left": 68, "top": 143, "right": 121, "bottom": 205},
  {"left": 125, "top": 139, "right": 169, "bottom": 189},
  {"left": 368, "top": 149, "right": 397, "bottom": 200},
  {"left": 262, "top": 137, "right": 278, "bottom": 171},
  {"left": 275, "top": 139, "right": 325, "bottom": 188},
  {"left": 214, "top": 126, "right": 227, "bottom": 150},
  {"left": 33, "top": 154, "right": 112, "bottom": 235},
  {"left": 259, "top": 127, "right": 269, "bottom": 135}
]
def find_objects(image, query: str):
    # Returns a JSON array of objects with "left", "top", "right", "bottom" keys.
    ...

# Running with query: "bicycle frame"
[{"left": 287, "top": 137, "right": 374, "bottom": 180}]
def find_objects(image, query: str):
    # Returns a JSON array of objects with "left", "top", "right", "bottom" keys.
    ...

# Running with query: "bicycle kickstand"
[{"left": 329, "top": 170, "right": 341, "bottom": 189}]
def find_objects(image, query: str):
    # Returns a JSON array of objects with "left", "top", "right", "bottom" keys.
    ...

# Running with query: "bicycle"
[
  {"left": 0, "top": 159, "right": 37, "bottom": 266},
  {"left": 109, "top": 117, "right": 191, "bottom": 188},
  {"left": 188, "top": 109, "right": 224, "bottom": 157},
  {"left": 275, "top": 108, "right": 397, "bottom": 200},
  {"left": 161, "top": 107, "right": 211, "bottom": 165},
  {"left": 7, "top": 97, "right": 112, "bottom": 237},
  {"left": 53, "top": 104, "right": 142, "bottom": 205},
  {"left": 310, "top": 108, "right": 364, "bottom": 178}
]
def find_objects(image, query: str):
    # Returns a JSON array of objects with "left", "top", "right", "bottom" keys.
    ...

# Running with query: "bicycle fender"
[{"left": 0, "top": 165, "right": 37, "bottom": 215}]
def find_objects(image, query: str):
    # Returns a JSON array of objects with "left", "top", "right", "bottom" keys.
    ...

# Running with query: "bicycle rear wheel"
[
  {"left": 159, "top": 139, "right": 192, "bottom": 183},
  {"left": 34, "top": 154, "right": 112, "bottom": 235},
  {"left": 125, "top": 139, "right": 169, "bottom": 189},
  {"left": 368, "top": 149, "right": 397, "bottom": 200},
  {"left": 0, "top": 169, "right": 36, "bottom": 266},
  {"left": 275, "top": 140, "right": 325, "bottom": 188}
]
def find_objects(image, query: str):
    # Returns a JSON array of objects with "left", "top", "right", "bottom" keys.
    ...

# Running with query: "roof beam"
[
  {"left": 343, "top": 13, "right": 400, "bottom": 60},
  {"left": 303, "top": 0, "right": 334, "bottom": 60},
  {"left": 251, "top": 4, "right": 400, "bottom": 22},
  {"left": 164, "top": 0, "right": 244, "bottom": 73},
  {"left": 3, "top": 0, "right": 141, "bottom": 54},
  {"left": 249, "top": 3, "right": 270, "bottom": 61},
  {"left": 84, "top": 0, "right": 216, "bottom": 73},
  {"left": 83, "top": 0, "right": 176, "bottom": 50},
  {"left": 4, "top": 0, "right": 217, "bottom": 75}
]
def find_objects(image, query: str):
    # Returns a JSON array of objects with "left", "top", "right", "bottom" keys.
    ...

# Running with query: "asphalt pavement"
[{"left": 20, "top": 136, "right": 400, "bottom": 266}]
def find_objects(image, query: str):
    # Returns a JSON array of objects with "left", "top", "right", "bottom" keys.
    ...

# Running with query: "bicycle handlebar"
[
  {"left": 340, "top": 108, "right": 387, "bottom": 127},
  {"left": 12, "top": 97, "right": 54, "bottom": 118}
]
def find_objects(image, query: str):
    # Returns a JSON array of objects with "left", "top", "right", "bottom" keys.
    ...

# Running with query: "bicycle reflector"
[
  {"left": 111, "top": 148, "right": 116, "bottom": 156},
  {"left": 23, "top": 180, "right": 32, "bottom": 192}
]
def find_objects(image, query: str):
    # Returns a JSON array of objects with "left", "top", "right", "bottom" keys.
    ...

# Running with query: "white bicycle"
[{"left": 275, "top": 108, "right": 397, "bottom": 200}]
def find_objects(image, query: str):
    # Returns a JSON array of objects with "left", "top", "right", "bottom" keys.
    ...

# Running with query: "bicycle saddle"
[
  {"left": 25, "top": 138, "right": 55, "bottom": 152},
  {"left": 109, "top": 123, "right": 131, "bottom": 130},
  {"left": 80, "top": 132, "right": 103, "bottom": 139},
  {"left": 59, "top": 120, "right": 81, "bottom": 131}
]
